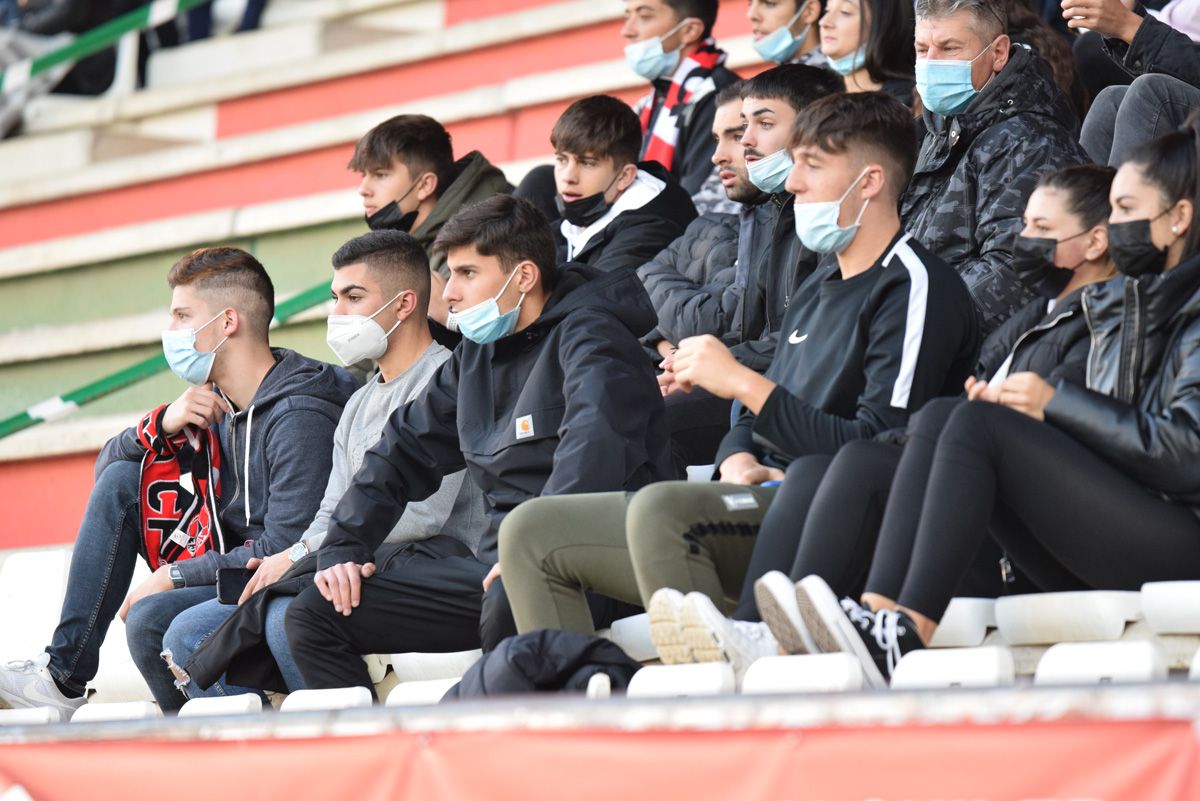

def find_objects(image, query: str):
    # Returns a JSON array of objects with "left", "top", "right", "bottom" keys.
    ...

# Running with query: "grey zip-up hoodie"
[{"left": 97, "top": 348, "right": 358, "bottom": 585}]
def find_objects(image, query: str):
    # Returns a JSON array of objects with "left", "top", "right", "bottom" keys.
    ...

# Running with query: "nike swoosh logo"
[{"left": 788, "top": 332, "right": 808, "bottom": 345}]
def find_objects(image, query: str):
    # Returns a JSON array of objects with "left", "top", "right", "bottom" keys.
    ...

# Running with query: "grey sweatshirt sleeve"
[
  {"left": 294, "top": 406, "right": 355, "bottom": 552},
  {"left": 175, "top": 407, "right": 338, "bottom": 586}
]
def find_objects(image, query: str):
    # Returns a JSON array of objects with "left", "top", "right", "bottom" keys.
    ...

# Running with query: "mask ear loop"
[
  {"left": 839, "top": 166, "right": 874, "bottom": 228},
  {"left": 368, "top": 289, "right": 408, "bottom": 337},
  {"left": 198, "top": 309, "right": 231, "bottom": 355}
]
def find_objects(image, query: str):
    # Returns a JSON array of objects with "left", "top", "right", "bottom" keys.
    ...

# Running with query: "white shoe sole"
[
  {"left": 678, "top": 593, "right": 736, "bottom": 665},
  {"left": 794, "top": 576, "right": 887, "bottom": 690},
  {"left": 754, "top": 571, "right": 815, "bottom": 655},
  {"left": 647, "top": 588, "right": 693, "bottom": 664}
]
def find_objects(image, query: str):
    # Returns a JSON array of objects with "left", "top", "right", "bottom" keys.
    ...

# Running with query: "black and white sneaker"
[{"left": 794, "top": 575, "right": 923, "bottom": 689}]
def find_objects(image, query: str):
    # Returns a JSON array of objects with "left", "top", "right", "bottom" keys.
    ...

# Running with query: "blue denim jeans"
[
  {"left": 162, "top": 595, "right": 303, "bottom": 703},
  {"left": 46, "top": 460, "right": 145, "bottom": 696}
]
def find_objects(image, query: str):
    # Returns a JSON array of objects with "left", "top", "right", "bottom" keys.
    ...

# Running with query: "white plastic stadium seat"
[
  {"left": 1033, "top": 641, "right": 1168, "bottom": 686},
  {"left": 625, "top": 663, "right": 735, "bottom": 698},
  {"left": 685, "top": 464, "right": 715, "bottom": 482},
  {"left": 927, "top": 598, "right": 996, "bottom": 648},
  {"left": 178, "top": 694, "right": 263, "bottom": 717},
  {"left": 384, "top": 678, "right": 459, "bottom": 707},
  {"left": 740, "top": 654, "right": 865, "bottom": 694},
  {"left": 586, "top": 672, "right": 611, "bottom": 699},
  {"left": 890, "top": 647, "right": 1015, "bottom": 690},
  {"left": 0, "top": 549, "right": 73, "bottom": 658},
  {"left": 362, "top": 653, "right": 389, "bottom": 685},
  {"left": 1141, "top": 581, "right": 1200, "bottom": 634},
  {"left": 605, "top": 614, "right": 657, "bottom": 662},
  {"left": 0, "top": 707, "right": 64, "bottom": 725},
  {"left": 71, "top": 701, "right": 162, "bottom": 722},
  {"left": 89, "top": 558, "right": 155, "bottom": 704},
  {"left": 1190, "top": 648, "right": 1200, "bottom": 681},
  {"left": 389, "top": 650, "right": 482, "bottom": 683},
  {"left": 995, "top": 591, "right": 1141, "bottom": 645},
  {"left": 278, "top": 686, "right": 373, "bottom": 712}
]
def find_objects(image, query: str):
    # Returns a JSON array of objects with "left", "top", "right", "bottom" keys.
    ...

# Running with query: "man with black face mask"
[
  {"left": 551, "top": 95, "right": 698, "bottom": 274},
  {"left": 350, "top": 115, "right": 512, "bottom": 327}
]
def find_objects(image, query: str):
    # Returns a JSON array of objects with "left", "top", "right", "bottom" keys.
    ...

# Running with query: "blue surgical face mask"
[
  {"left": 447, "top": 267, "right": 526, "bottom": 344},
  {"left": 753, "top": 1, "right": 809, "bottom": 64},
  {"left": 747, "top": 148, "right": 794, "bottom": 194},
  {"left": 624, "top": 19, "right": 687, "bottom": 80},
  {"left": 828, "top": 44, "right": 867, "bottom": 76},
  {"left": 915, "top": 41, "right": 995, "bottom": 117},
  {"left": 162, "top": 310, "right": 229, "bottom": 385},
  {"left": 792, "top": 167, "right": 871, "bottom": 254}
]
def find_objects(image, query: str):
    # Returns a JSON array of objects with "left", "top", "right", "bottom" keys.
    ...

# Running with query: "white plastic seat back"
[
  {"left": 1034, "top": 641, "right": 1168, "bottom": 686},
  {"left": 1141, "top": 581, "right": 1200, "bottom": 634},
  {"left": 625, "top": 663, "right": 735, "bottom": 698},
  {"left": 0, "top": 707, "right": 64, "bottom": 725},
  {"left": 606, "top": 614, "right": 657, "bottom": 662},
  {"left": 890, "top": 647, "right": 1015, "bottom": 690},
  {"left": 0, "top": 549, "right": 73, "bottom": 658},
  {"left": 71, "top": 701, "right": 161, "bottom": 723},
  {"left": 89, "top": 559, "right": 154, "bottom": 704},
  {"left": 685, "top": 464, "right": 715, "bottom": 482},
  {"left": 279, "top": 686, "right": 373, "bottom": 712},
  {"left": 995, "top": 591, "right": 1141, "bottom": 645},
  {"left": 389, "top": 649, "right": 481, "bottom": 683},
  {"left": 927, "top": 598, "right": 995, "bottom": 648},
  {"left": 741, "top": 654, "right": 864, "bottom": 695},
  {"left": 384, "top": 678, "right": 459, "bottom": 707},
  {"left": 178, "top": 694, "right": 263, "bottom": 718},
  {"left": 586, "top": 672, "right": 611, "bottom": 699},
  {"left": 1190, "top": 647, "right": 1200, "bottom": 681}
]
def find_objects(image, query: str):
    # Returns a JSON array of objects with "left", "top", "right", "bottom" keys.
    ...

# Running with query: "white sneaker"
[
  {"left": 680, "top": 592, "right": 780, "bottom": 681},
  {"left": 754, "top": 571, "right": 816, "bottom": 655},
  {"left": 648, "top": 587, "right": 694, "bottom": 664},
  {"left": 0, "top": 653, "right": 86, "bottom": 717}
]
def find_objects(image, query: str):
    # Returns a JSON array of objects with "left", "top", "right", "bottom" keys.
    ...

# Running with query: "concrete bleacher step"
[
  {"left": 0, "top": 707, "right": 65, "bottom": 725},
  {"left": 384, "top": 678, "right": 458, "bottom": 707},
  {"left": 995, "top": 591, "right": 1141, "bottom": 646},
  {"left": 740, "top": 654, "right": 864, "bottom": 695},
  {"left": 1034, "top": 641, "right": 1168, "bottom": 686},
  {"left": 927, "top": 598, "right": 995, "bottom": 648},
  {"left": 626, "top": 663, "right": 736, "bottom": 699},
  {"left": 71, "top": 701, "right": 161, "bottom": 722},
  {"left": 890, "top": 647, "right": 1015, "bottom": 690},
  {"left": 1141, "top": 581, "right": 1200, "bottom": 635},
  {"left": 279, "top": 686, "right": 373, "bottom": 712},
  {"left": 178, "top": 694, "right": 263, "bottom": 718}
]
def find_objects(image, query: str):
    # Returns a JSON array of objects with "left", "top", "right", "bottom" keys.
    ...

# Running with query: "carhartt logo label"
[
  {"left": 721, "top": 493, "right": 759, "bottom": 512},
  {"left": 789, "top": 331, "right": 808, "bottom": 345},
  {"left": 515, "top": 415, "right": 535, "bottom": 440}
]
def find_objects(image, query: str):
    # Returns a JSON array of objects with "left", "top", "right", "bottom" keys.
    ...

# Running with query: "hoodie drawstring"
[{"left": 243, "top": 404, "right": 255, "bottom": 526}]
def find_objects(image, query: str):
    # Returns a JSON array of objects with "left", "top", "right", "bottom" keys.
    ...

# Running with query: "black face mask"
[
  {"left": 364, "top": 178, "right": 421, "bottom": 232},
  {"left": 1109, "top": 217, "right": 1170, "bottom": 278},
  {"left": 1011, "top": 232, "right": 1085, "bottom": 298},
  {"left": 555, "top": 172, "right": 623, "bottom": 227}
]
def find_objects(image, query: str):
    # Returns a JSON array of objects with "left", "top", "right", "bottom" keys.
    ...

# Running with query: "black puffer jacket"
[
  {"left": 318, "top": 265, "right": 673, "bottom": 564},
  {"left": 1101, "top": 5, "right": 1200, "bottom": 87},
  {"left": 637, "top": 212, "right": 739, "bottom": 349},
  {"left": 902, "top": 45, "right": 1089, "bottom": 335},
  {"left": 974, "top": 286, "right": 1099, "bottom": 387},
  {"left": 1046, "top": 252, "right": 1200, "bottom": 509}
]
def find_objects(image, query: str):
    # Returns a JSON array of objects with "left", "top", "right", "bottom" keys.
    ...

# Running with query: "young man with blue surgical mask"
[
  {"left": 903, "top": 0, "right": 1088, "bottom": 335},
  {"left": 623, "top": 0, "right": 741, "bottom": 213},
  {"left": 281, "top": 196, "right": 672, "bottom": 693},
  {"left": 495, "top": 93, "right": 979, "bottom": 682},
  {"left": 157, "top": 231, "right": 486, "bottom": 707},
  {"left": 0, "top": 248, "right": 356, "bottom": 717}
]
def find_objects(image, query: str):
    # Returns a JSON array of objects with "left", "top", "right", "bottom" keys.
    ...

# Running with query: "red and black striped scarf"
[
  {"left": 136, "top": 403, "right": 225, "bottom": 570},
  {"left": 636, "top": 39, "right": 727, "bottom": 173}
]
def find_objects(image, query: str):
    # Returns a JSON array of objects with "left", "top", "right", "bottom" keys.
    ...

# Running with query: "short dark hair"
[
  {"left": 1124, "top": 111, "right": 1200, "bottom": 260},
  {"left": 789, "top": 92, "right": 917, "bottom": 201},
  {"left": 348, "top": 115, "right": 455, "bottom": 200},
  {"left": 860, "top": 0, "right": 917, "bottom": 84},
  {"left": 714, "top": 80, "right": 745, "bottom": 108},
  {"left": 741, "top": 63, "right": 845, "bottom": 113},
  {"left": 168, "top": 247, "right": 275, "bottom": 340},
  {"left": 550, "top": 95, "right": 642, "bottom": 170},
  {"left": 433, "top": 196, "right": 559, "bottom": 292},
  {"left": 1036, "top": 165, "right": 1116, "bottom": 231},
  {"left": 662, "top": 0, "right": 719, "bottom": 39},
  {"left": 331, "top": 230, "right": 432, "bottom": 314}
]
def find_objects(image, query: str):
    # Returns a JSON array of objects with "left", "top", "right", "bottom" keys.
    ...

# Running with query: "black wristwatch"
[{"left": 168, "top": 564, "right": 185, "bottom": 589}]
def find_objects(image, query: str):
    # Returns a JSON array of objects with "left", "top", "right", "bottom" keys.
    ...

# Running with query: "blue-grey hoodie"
[{"left": 97, "top": 348, "right": 358, "bottom": 585}]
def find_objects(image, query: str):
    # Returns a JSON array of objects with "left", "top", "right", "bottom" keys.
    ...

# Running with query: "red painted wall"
[{"left": 0, "top": 452, "right": 96, "bottom": 549}]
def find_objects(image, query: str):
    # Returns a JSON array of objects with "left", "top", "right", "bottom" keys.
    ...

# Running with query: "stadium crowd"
[{"left": 2, "top": 0, "right": 1200, "bottom": 712}]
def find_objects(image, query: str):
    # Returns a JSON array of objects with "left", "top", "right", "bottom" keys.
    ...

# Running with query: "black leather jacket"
[{"left": 1046, "top": 251, "right": 1200, "bottom": 508}]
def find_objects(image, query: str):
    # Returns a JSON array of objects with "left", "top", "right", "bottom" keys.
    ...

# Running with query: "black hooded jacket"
[
  {"left": 317, "top": 265, "right": 673, "bottom": 564},
  {"left": 554, "top": 161, "right": 697, "bottom": 275},
  {"left": 902, "top": 45, "right": 1090, "bottom": 335},
  {"left": 1046, "top": 252, "right": 1200, "bottom": 513}
]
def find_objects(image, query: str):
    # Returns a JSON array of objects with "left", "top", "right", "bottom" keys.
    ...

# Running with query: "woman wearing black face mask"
[
  {"left": 678, "top": 166, "right": 1120, "bottom": 667},
  {"left": 778, "top": 117, "right": 1200, "bottom": 689}
]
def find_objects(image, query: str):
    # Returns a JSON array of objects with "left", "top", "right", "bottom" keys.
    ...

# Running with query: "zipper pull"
[{"left": 1000, "top": 556, "right": 1015, "bottom": 585}]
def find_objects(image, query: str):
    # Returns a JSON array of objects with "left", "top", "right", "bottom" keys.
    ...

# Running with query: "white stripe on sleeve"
[{"left": 883, "top": 233, "right": 929, "bottom": 409}]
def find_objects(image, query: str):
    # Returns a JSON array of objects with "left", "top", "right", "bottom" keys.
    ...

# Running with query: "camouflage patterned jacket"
[{"left": 901, "top": 45, "right": 1089, "bottom": 335}]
